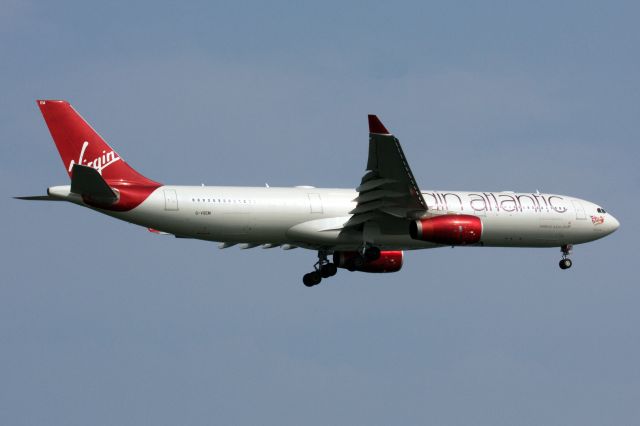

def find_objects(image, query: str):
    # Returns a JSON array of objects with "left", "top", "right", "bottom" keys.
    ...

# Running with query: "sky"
[{"left": 1, "top": 1, "right": 639, "bottom": 424}]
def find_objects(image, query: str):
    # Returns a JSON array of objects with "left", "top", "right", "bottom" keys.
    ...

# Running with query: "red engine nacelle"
[
  {"left": 333, "top": 251, "right": 403, "bottom": 273},
  {"left": 410, "top": 214, "right": 482, "bottom": 245}
]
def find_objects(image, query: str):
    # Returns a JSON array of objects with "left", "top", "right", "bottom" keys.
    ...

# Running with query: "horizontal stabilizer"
[
  {"left": 14, "top": 195, "right": 62, "bottom": 201},
  {"left": 70, "top": 164, "right": 118, "bottom": 204}
]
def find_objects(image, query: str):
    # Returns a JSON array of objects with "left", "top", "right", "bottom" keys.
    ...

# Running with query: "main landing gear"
[
  {"left": 559, "top": 244, "right": 573, "bottom": 270},
  {"left": 302, "top": 246, "right": 382, "bottom": 287},
  {"left": 303, "top": 251, "right": 338, "bottom": 287}
]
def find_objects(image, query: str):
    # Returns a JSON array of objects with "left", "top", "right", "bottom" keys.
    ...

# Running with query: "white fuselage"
[{"left": 48, "top": 185, "right": 619, "bottom": 251}]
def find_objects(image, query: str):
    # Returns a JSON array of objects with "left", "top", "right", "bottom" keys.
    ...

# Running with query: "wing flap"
[
  {"left": 355, "top": 178, "right": 396, "bottom": 193},
  {"left": 352, "top": 189, "right": 404, "bottom": 203},
  {"left": 349, "top": 199, "right": 394, "bottom": 215},
  {"left": 344, "top": 212, "right": 380, "bottom": 227}
]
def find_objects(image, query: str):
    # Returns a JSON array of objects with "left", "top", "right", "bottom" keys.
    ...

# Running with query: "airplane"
[{"left": 17, "top": 100, "right": 620, "bottom": 287}]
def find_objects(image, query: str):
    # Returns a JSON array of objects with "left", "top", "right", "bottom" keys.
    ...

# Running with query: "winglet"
[{"left": 368, "top": 115, "right": 390, "bottom": 134}]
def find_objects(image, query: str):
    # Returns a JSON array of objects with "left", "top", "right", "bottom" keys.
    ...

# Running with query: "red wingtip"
[{"left": 368, "top": 115, "right": 390, "bottom": 134}]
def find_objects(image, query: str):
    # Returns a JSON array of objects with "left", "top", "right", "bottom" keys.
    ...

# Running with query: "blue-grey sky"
[{"left": 2, "top": 1, "right": 639, "bottom": 425}]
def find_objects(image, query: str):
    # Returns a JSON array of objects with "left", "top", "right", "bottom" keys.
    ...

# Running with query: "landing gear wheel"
[
  {"left": 559, "top": 258, "right": 572, "bottom": 270},
  {"left": 304, "top": 251, "right": 338, "bottom": 287},
  {"left": 320, "top": 263, "right": 337, "bottom": 278},
  {"left": 303, "top": 271, "right": 322, "bottom": 287},
  {"left": 559, "top": 244, "right": 573, "bottom": 270}
]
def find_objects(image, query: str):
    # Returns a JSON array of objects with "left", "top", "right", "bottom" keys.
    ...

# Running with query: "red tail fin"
[{"left": 37, "top": 100, "right": 159, "bottom": 186}]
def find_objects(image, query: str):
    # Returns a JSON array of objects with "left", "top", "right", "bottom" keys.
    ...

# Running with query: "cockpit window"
[{"left": 597, "top": 207, "right": 607, "bottom": 213}]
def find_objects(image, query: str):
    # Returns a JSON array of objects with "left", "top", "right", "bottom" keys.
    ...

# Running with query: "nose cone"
[{"left": 608, "top": 214, "right": 620, "bottom": 234}]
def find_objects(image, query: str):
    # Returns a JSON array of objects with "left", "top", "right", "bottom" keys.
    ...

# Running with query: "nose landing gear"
[
  {"left": 559, "top": 244, "right": 573, "bottom": 270},
  {"left": 303, "top": 251, "right": 337, "bottom": 287}
]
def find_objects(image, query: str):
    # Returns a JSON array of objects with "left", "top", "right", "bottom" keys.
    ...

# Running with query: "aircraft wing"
[{"left": 346, "top": 115, "right": 428, "bottom": 228}]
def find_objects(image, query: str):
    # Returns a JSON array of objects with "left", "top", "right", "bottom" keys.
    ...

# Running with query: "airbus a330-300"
[{"left": 18, "top": 100, "right": 620, "bottom": 286}]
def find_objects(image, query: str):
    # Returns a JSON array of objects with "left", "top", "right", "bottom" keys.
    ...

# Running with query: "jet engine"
[
  {"left": 333, "top": 250, "right": 403, "bottom": 273},
  {"left": 410, "top": 214, "right": 482, "bottom": 245}
]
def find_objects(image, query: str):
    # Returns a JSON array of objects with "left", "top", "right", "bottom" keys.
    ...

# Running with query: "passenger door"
[
  {"left": 164, "top": 189, "right": 178, "bottom": 211},
  {"left": 572, "top": 200, "right": 586, "bottom": 220}
]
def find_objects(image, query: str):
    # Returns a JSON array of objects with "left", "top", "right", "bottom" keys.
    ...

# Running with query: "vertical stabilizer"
[{"left": 37, "top": 100, "right": 159, "bottom": 186}]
